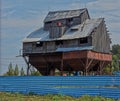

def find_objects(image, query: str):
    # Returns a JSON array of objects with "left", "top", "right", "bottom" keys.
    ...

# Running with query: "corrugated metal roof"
[
  {"left": 59, "top": 18, "right": 103, "bottom": 40},
  {"left": 23, "top": 18, "right": 103, "bottom": 42},
  {"left": 56, "top": 46, "right": 94, "bottom": 52},
  {"left": 23, "top": 38, "right": 41, "bottom": 43},
  {"left": 44, "top": 8, "right": 86, "bottom": 22},
  {"left": 23, "top": 28, "right": 49, "bottom": 42},
  {"left": 27, "top": 28, "right": 49, "bottom": 38}
]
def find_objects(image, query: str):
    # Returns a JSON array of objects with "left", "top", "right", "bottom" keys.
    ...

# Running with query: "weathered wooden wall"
[
  {"left": 81, "top": 10, "right": 90, "bottom": 23},
  {"left": 92, "top": 19, "right": 111, "bottom": 53},
  {"left": 23, "top": 37, "right": 92, "bottom": 55},
  {"left": 44, "top": 10, "right": 90, "bottom": 39}
]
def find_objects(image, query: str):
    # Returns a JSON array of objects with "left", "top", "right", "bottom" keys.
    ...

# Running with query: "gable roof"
[
  {"left": 59, "top": 18, "right": 103, "bottom": 40},
  {"left": 44, "top": 8, "right": 88, "bottom": 23},
  {"left": 23, "top": 18, "right": 103, "bottom": 42}
]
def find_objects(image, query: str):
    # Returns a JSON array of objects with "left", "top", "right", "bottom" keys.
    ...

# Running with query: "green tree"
[
  {"left": 14, "top": 64, "right": 19, "bottom": 76},
  {"left": 20, "top": 67, "right": 25, "bottom": 76},
  {"left": 111, "top": 44, "right": 120, "bottom": 71},
  {"left": 3, "top": 63, "right": 14, "bottom": 76},
  {"left": 30, "top": 69, "right": 41, "bottom": 76},
  {"left": 8, "top": 62, "right": 14, "bottom": 76},
  {"left": 103, "top": 66, "right": 113, "bottom": 75},
  {"left": 111, "top": 44, "right": 120, "bottom": 58}
]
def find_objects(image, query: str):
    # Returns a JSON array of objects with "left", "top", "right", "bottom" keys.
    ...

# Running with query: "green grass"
[{"left": 0, "top": 92, "right": 119, "bottom": 101}]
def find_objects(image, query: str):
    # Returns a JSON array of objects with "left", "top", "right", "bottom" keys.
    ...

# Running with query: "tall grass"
[{"left": 0, "top": 92, "right": 119, "bottom": 101}]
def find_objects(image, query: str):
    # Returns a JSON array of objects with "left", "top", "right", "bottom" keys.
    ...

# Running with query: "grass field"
[{"left": 0, "top": 92, "right": 119, "bottom": 101}]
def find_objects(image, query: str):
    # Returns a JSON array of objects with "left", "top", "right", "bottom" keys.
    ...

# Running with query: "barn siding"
[
  {"left": 92, "top": 19, "right": 110, "bottom": 53},
  {"left": 23, "top": 42, "right": 33, "bottom": 54},
  {"left": 23, "top": 9, "right": 111, "bottom": 55},
  {"left": 81, "top": 10, "right": 90, "bottom": 23},
  {"left": 46, "top": 41, "right": 56, "bottom": 52},
  {"left": 63, "top": 39, "right": 78, "bottom": 47},
  {"left": 44, "top": 10, "right": 90, "bottom": 39},
  {"left": 22, "top": 9, "right": 112, "bottom": 76}
]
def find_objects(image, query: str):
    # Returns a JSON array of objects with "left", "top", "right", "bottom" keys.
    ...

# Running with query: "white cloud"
[
  {"left": 27, "top": 10, "right": 40, "bottom": 14},
  {"left": 2, "top": 16, "right": 44, "bottom": 29},
  {"left": 2, "top": 10, "right": 16, "bottom": 17},
  {"left": 87, "top": 0, "right": 120, "bottom": 11}
]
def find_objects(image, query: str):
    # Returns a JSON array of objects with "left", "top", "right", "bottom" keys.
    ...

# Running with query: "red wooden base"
[{"left": 27, "top": 50, "right": 112, "bottom": 75}]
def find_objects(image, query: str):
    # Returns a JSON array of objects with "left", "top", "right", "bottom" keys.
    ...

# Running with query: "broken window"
[
  {"left": 66, "top": 18, "right": 73, "bottom": 27},
  {"left": 45, "top": 21, "right": 52, "bottom": 24},
  {"left": 36, "top": 41, "right": 43, "bottom": 47},
  {"left": 80, "top": 37, "right": 88, "bottom": 44},
  {"left": 55, "top": 40, "right": 63, "bottom": 46},
  {"left": 68, "top": 18, "right": 73, "bottom": 22}
]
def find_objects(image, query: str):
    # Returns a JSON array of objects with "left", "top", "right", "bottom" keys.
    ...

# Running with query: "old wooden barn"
[{"left": 22, "top": 8, "right": 112, "bottom": 76}]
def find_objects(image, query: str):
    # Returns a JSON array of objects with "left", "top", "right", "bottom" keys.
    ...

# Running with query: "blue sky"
[{"left": 1, "top": 0, "right": 120, "bottom": 75}]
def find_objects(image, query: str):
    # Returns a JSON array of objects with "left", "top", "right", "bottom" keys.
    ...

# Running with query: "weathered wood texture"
[
  {"left": 22, "top": 9, "right": 112, "bottom": 75},
  {"left": 44, "top": 10, "right": 89, "bottom": 38},
  {"left": 23, "top": 19, "right": 110, "bottom": 55},
  {"left": 92, "top": 19, "right": 111, "bottom": 53}
]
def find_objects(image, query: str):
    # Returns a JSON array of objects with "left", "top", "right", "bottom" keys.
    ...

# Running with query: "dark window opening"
[
  {"left": 68, "top": 18, "right": 73, "bottom": 22},
  {"left": 55, "top": 41, "right": 63, "bottom": 46},
  {"left": 80, "top": 37, "right": 88, "bottom": 44},
  {"left": 36, "top": 42, "right": 43, "bottom": 47},
  {"left": 45, "top": 21, "right": 52, "bottom": 24},
  {"left": 67, "top": 18, "right": 73, "bottom": 27},
  {"left": 71, "top": 27, "right": 79, "bottom": 31}
]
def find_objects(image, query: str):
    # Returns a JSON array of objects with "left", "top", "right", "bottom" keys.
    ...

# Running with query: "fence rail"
[{"left": 0, "top": 76, "right": 120, "bottom": 99}]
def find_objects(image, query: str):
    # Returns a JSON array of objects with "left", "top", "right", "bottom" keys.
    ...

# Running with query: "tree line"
[
  {"left": 3, "top": 63, "right": 41, "bottom": 76},
  {"left": 111, "top": 44, "right": 120, "bottom": 71}
]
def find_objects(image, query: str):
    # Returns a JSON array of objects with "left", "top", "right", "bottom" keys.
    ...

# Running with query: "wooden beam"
[
  {"left": 99, "top": 61, "right": 105, "bottom": 75},
  {"left": 61, "top": 53, "right": 63, "bottom": 76},
  {"left": 61, "top": 59, "right": 63, "bottom": 76},
  {"left": 79, "top": 59, "right": 85, "bottom": 67},
  {"left": 86, "top": 59, "right": 94, "bottom": 69},
  {"left": 23, "top": 56, "right": 30, "bottom": 76},
  {"left": 85, "top": 59, "right": 88, "bottom": 75}
]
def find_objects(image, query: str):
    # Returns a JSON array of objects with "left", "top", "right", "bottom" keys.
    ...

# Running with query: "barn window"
[
  {"left": 80, "top": 37, "right": 88, "bottom": 44},
  {"left": 36, "top": 41, "right": 43, "bottom": 47},
  {"left": 68, "top": 18, "right": 73, "bottom": 22},
  {"left": 45, "top": 21, "right": 52, "bottom": 24},
  {"left": 71, "top": 26, "right": 79, "bottom": 31},
  {"left": 55, "top": 40, "right": 63, "bottom": 46}
]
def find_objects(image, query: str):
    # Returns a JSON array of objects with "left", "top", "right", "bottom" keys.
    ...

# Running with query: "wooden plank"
[
  {"left": 63, "top": 50, "right": 112, "bottom": 61},
  {"left": 63, "top": 51, "right": 87, "bottom": 59},
  {"left": 87, "top": 51, "right": 112, "bottom": 61}
]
